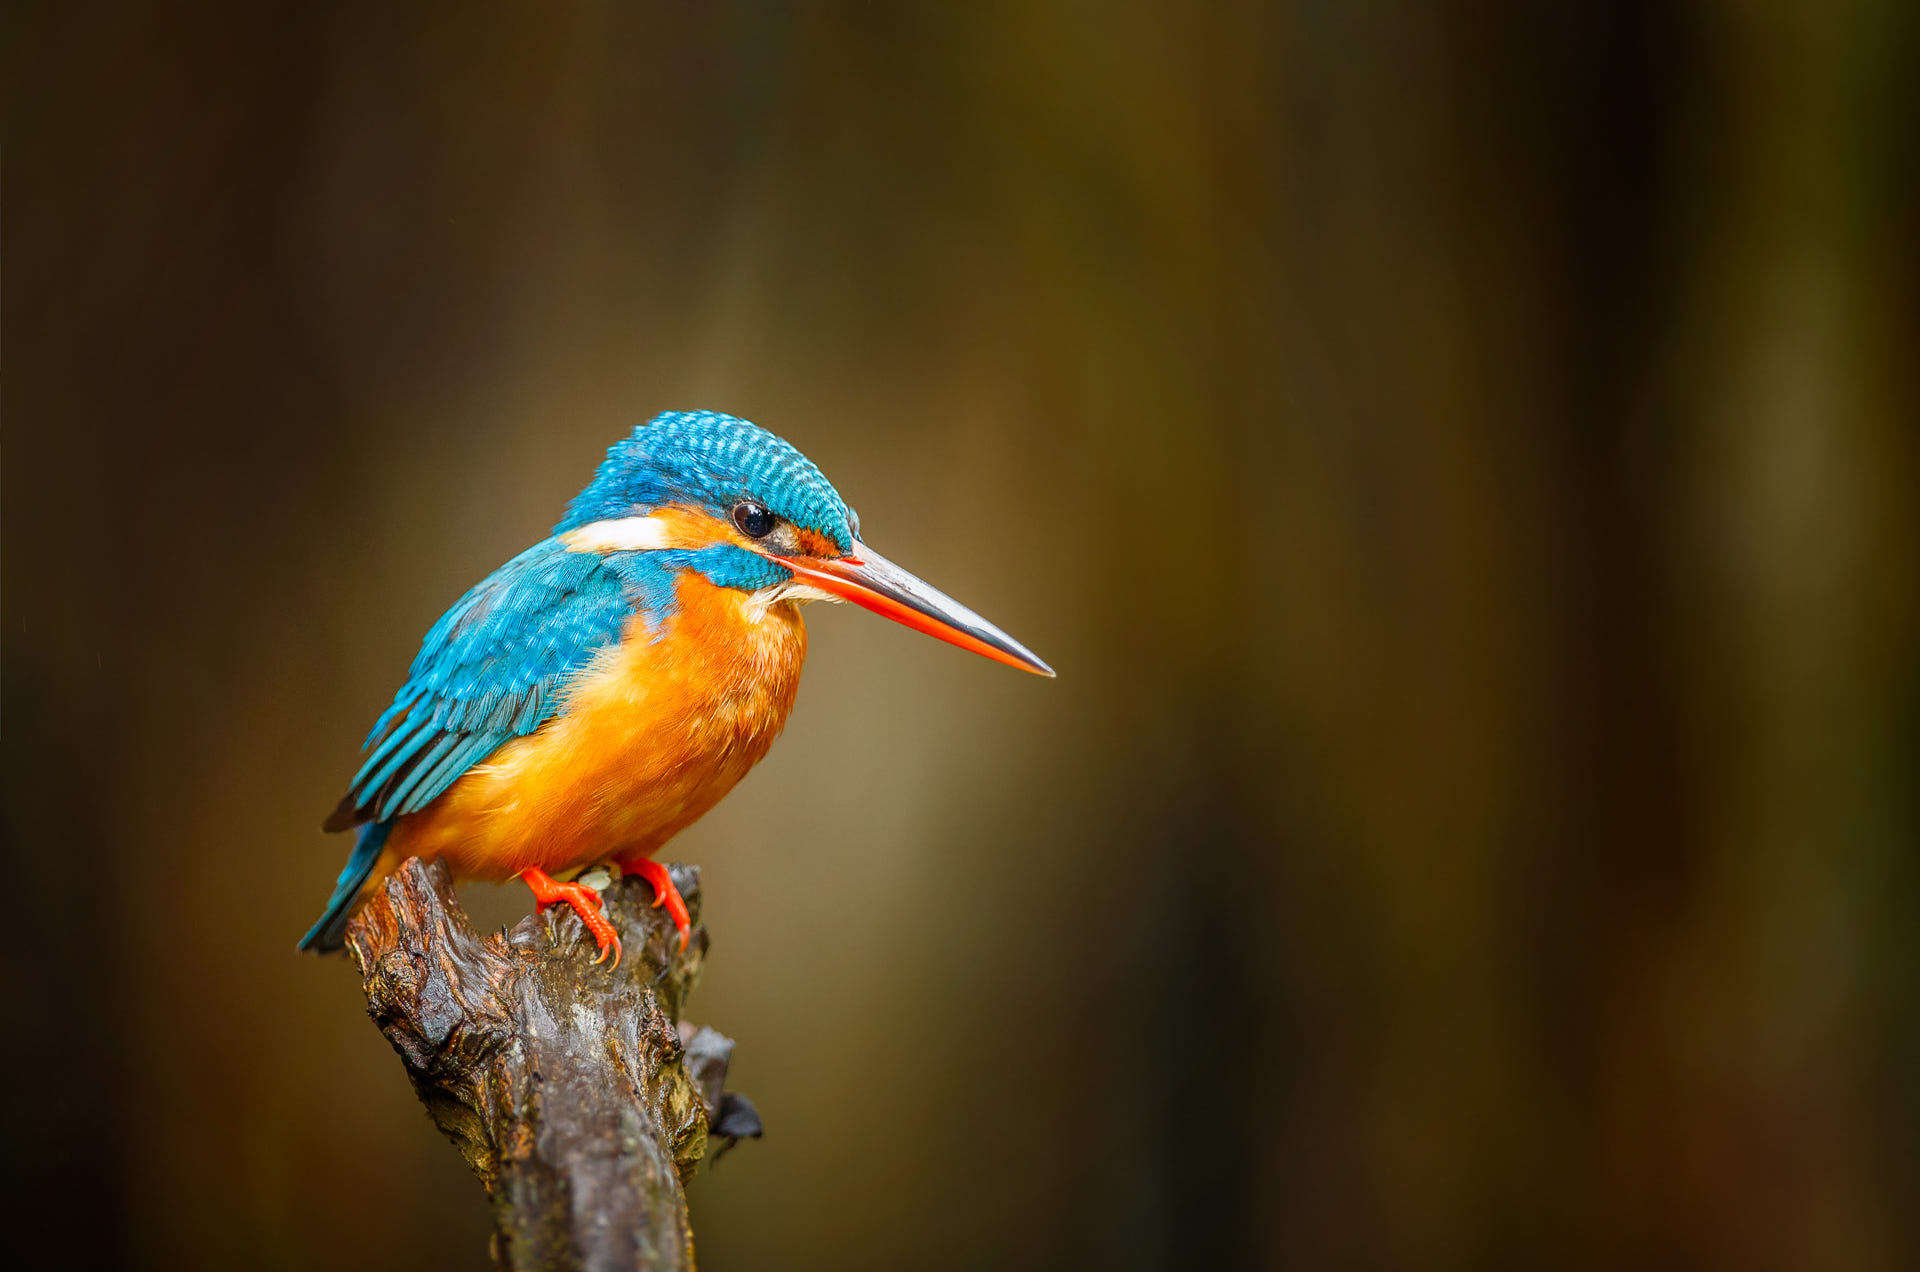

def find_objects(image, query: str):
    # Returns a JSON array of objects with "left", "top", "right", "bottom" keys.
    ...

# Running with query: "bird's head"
[{"left": 555, "top": 411, "right": 1052, "bottom": 676}]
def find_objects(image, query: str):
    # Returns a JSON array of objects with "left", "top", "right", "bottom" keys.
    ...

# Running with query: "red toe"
[
  {"left": 624, "top": 858, "right": 692, "bottom": 950},
  {"left": 520, "top": 868, "right": 621, "bottom": 968}
]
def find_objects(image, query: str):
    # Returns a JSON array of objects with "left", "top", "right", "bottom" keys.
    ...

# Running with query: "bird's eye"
[{"left": 732, "top": 501, "right": 775, "bottom": 539}]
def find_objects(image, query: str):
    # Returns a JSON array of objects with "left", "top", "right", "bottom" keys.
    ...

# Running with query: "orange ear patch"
[{"left": 645, "top": 504, "right": 745, "bottom": 550}]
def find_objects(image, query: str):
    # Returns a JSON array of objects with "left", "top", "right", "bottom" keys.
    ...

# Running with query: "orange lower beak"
[{"left": 772, "top": 542, "right": 1054, "bottom": 677}]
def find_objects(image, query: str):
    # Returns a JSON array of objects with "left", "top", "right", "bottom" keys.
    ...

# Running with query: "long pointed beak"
[{"left": 772, "top": 542, "right": 1055, "bottom": 677}]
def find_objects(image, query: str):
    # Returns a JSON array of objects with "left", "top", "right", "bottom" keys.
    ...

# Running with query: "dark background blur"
[{"left": 7, "top": 2, "right": 1919, "bottom": 1268}]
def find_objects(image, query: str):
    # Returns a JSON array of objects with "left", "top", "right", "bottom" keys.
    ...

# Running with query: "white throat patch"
[{"left": 742, "top": 579, "right": 840, "bottom": 623}]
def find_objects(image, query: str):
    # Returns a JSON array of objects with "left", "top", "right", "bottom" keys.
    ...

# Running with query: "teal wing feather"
[{"left": 323, "top": 539, "right": 638, "bottom": 831}]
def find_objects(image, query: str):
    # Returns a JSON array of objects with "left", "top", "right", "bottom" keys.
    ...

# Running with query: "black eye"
[{"left": 732, "top": 501, "right": 775, "bottom": 539}]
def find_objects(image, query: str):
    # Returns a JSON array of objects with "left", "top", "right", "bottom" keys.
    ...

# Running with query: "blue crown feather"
[{"left": 556, "top": 410, "right": 860, "bottom": 552}]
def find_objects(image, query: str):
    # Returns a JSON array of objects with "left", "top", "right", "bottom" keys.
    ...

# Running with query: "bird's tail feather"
[{"left": 298, "top": 820, "right": 392, "bottom": 952}]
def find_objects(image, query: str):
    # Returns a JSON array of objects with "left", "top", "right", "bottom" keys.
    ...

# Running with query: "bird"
[{"left": 301, "top": 410, "right": 1052, "bottom": 966}]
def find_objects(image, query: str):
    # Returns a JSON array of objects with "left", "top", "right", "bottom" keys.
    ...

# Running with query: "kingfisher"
[{"left": 301, "top": 410, "right": 1051, "bottom": 966}]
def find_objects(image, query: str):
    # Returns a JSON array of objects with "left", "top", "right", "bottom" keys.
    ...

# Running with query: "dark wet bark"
[{"left": 344, "top": 858, "right": 760, "bottom": 1271}]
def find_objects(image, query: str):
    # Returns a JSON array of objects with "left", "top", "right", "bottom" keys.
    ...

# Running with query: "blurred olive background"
[{"left": 7, "top": 1, "right": 1919, "bottom": 1268}]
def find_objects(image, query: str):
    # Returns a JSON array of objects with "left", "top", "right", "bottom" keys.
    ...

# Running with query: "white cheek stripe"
[{"left": 561, "top": 516, "right": 672, "bottom": 553}]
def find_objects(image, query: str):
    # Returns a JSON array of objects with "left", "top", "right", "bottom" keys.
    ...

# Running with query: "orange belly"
[{"left": 381, "top": 570, "right": 807, "bottom": 882}]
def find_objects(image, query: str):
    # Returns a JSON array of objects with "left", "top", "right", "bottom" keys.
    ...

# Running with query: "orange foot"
[
  {"left": 620, "top": 857, "right": 691, "bottom": 950},
  {"left": 520, "top": 867, "right": 622, "bottom": 969}
]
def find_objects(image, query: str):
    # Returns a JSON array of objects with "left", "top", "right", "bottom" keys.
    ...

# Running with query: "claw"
[
  {"left": 520, "top": 867, "right": 622, "bottom": 968},
  {"left": 621, "top": 857, "right": 692, "bottom": 950}
]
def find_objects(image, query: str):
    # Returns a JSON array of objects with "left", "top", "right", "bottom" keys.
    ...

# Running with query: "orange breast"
[{"left": 385, "top": 571, "right": 808, "bottom": 882}]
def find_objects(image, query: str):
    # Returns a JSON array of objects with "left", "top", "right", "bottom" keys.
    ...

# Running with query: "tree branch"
[{"left": 343, "top": 857, "right": 760, "bottom": 1271}]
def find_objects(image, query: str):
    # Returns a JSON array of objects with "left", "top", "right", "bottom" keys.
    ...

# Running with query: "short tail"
[{"left": 298, "top": 820, "right": 393, "bottom": 952}]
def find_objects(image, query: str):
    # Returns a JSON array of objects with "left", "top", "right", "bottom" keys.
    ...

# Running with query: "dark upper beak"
[{"left": 771, "top": 542, "right": 1055, "bottom": 677}]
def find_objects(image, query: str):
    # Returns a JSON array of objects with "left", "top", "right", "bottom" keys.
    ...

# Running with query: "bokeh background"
[{"left": 7, "top": 2, "right": 1919, "bottom": 1268}]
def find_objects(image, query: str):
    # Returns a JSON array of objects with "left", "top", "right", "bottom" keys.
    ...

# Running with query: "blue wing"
[{"left": 323, "top": 538, "right": 638, "bottom": 831}]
